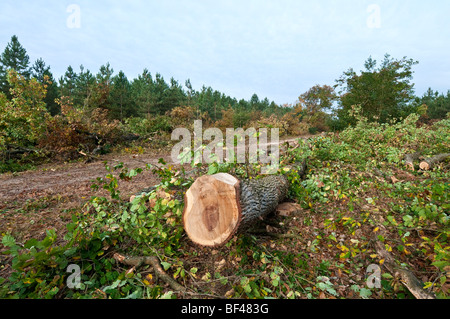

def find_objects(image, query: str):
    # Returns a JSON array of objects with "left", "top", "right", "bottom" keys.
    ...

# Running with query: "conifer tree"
[
  {"left": 110, "top": 70, "right": 134, "bottom": 120},
  {"left": 31, "top": 58, "right": 60, "bottom": 115},
  {"left": 0, "top": 35, "right": 31, "bottom": 96}
]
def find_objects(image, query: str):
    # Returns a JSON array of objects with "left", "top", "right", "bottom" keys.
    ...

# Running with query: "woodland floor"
[
  {"left": 0, "top": 137, "right": 300, "bottom": 276},
  {"left": 0, "top": 136, "right": 301, "bottom": 245},
  {"left": 0, "top": 134, "right": 447, "bottom": 299},
  {"left": 0, "top": 150, "right": 169, "bottom": 244}
]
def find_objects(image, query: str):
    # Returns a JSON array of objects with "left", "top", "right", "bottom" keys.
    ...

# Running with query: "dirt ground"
[
  {"left": 0, "top": 137, "right": 301, "bottom": 244},
  {"left": 0, "top": 150, "right": 170, "bottom": 243}
]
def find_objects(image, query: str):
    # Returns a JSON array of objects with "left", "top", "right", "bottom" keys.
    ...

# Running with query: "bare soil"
[
  {"left": 0, "top": 150, "right": 170, "bottom": 243},
  {"left": 0, "top": 137, "right": 302, "bottom": 243}
]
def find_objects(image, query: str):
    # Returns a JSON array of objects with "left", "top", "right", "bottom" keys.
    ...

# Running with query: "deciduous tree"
[
  {"left": 0, "top": 70, "right": 49, "bottom": 151},
  {"left": 335, "top": 54, "right": 418, "bottom": 126}
]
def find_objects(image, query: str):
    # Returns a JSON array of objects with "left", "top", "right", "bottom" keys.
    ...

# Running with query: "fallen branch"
[
  {"left": 419, "top": 153, "right": 450, "bottom": 171},
  {"left": 113, "top": 253, "right": 186, "bottom": 293},
  {"left": 374, "top": 242, "right": 435, "bottom": 299},
  {"left": 370, "top": 213, "right": 436, "bottom": 299},
  {"left": 78, "top": 150, "right": 100, "bottom": 163},
  {"left": 371, "top": 168, "right": 400, "bottom": 184}
]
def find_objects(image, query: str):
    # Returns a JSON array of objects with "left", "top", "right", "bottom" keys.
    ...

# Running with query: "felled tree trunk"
[
  {"left": 419, "top": 153, "right": 450, "bottom": 171},
  {"left": 404, "top": 152, "right": 421, "bottom": 171},
  {"left": 183, "top": 173, "right": 290, "bottom": 247}
]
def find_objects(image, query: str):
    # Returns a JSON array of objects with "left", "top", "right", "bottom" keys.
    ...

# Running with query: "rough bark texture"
[
  {"left": 183, "top": 173, "right": 290, "bottom": 247},
  {"left": 374, "top": 242, "right": 436, "bottom": 299},
  {"left": 404, "top": 152, "right": 421, "bottom": 171},
  {"left": 419, "top": 153, "right": 450, "bottom": 170},
  {"left": 239, "top": 175, "right": 289, "bottom": 230}
]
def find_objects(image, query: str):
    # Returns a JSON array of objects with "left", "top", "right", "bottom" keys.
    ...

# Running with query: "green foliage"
[
  {"left": 306, "top": 107, "right": 449, "bottom": 169},
  {"left": 414, "top": 88, "right": 450, "bottom": 120},
  {"left": 284, "top": 113, "right": 449, "bottom": 298},
  {"left": 1, "top": 36, "right": 449, "bottom": 300},
  {"left": 1, "top": 114, "right": 449, "bottom": 299},
  {"left": 31, "top": 58, "right": 60, "bottom": 115},
  {"left": 335, "top": 54, "right": 419, "bottom": 126},
  {"left": 0, "top": 35, "right": 30, "bottom": 95},
  {"left": 0, "top": 161, "right": 186, "bottom": 299},
  {"left": 0, "top": 70, "right": 50, "bottom": 151}
]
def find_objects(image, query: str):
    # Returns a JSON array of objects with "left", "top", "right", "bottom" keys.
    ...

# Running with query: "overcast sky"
[{"left": 1, "top": 0, "right": 449, "bottom": 105}]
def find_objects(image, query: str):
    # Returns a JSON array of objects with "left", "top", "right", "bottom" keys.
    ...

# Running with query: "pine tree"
[
  {"left": 335, "top": 54, "right": 418, "bottom": 125},
  {"left": 152, "top": 72, "right": 170, "bottom": 115},
  {"left": 165, "top": 77, "right": 185, "bottom": 112},
  {"left": 0, "top": 35, "right": 31, "bottom": 96},
  {"left": 110, "top": 70, "right": 135, "bottom": 120},
  {"left": 131, "top": 69, "right": 154, "bottom": 118},
  {"left": 75, "top": 65, "right": 95, "bottom": 109},
  {"left": 31, "top": 58, "right": 60, "bottom": 115},
  {"left": 92, "top": 63, "right": 114, "bottom": 110},
  {"left": 58, "top": 65, "right": 78, "bottom": 100}
]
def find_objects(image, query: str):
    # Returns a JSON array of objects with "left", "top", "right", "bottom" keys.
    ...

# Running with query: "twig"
[{"left": 113, "top": 253, "right": 187, "bottom": 293}]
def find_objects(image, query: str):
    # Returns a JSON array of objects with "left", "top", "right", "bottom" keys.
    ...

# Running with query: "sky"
[{"left": 1, "top": 0, "right": 449, "bottom": 105}]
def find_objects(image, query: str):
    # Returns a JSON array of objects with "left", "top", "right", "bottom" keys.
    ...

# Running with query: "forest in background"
[{"left": 1, "top": 35, "right": 449, "bottom": 172}]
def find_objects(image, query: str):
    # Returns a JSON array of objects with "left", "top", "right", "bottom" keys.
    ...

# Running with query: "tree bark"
[
  {"left": 419, "top": 153, "right": 450, "bottom": 170},
  {"left": 370, "top": 212, "right": 436, "bottom": 299},
  {"left": 374, "top": 242, "right": 435, "bottom": 299},
  {"left": 183, "top": 173, "right": 290, "bottom": 247},
  {"left": 404, "top": 152, "right": 421, "bottom": 171}
]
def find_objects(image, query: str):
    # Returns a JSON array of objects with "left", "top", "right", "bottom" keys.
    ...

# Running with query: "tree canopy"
[{"left": 334, "top": 54, "right": 419, "bottom": 127}]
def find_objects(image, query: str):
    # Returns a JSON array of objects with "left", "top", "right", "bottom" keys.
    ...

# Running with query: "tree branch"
[{"left": 113, "top": 253, "right": 187, "bottom": 293}]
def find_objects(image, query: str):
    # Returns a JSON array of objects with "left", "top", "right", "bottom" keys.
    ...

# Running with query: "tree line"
[
  {"left": 0, "top": 36, "right": 283, "bottom": 122},
  {"left": 1, "top": 35, "right": 449, "bottom": 168}
]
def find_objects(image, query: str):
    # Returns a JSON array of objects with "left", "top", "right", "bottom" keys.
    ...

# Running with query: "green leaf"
[
  {"left": 128, "top": 169, "right": 138, "bottom": 177},
  {"left": 207, "top": 164, "right": 218, "bottom": 175},
  {"left": 122, "top": 288, "right": 143, "bottom": 299},
  {"left": 402, "top": 215, "right": 414, "bottom": 227},
  {"left": 431, "top": 260, "right": 448, "bottom": 271},
  {"left": 161, "top": 261, "right": 171, "bottom": 271},
  {"left": 159, "top": 291, "right": 175, "bottom": 299},
  {"left": 2, "top": 234, "right": 16, "bottom": 248},
  {"left": 359, "top": 288, "right": 372, "bottom": 299},
  {"left": 190, "top": 267, "right": 198, "bottom": 274}
]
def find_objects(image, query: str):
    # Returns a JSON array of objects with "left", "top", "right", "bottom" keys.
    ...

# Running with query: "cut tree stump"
[
  {"left": 183, "top": 173, "right": 290, "bottom": 247},
  {"left": 419, "top": 153, "right": 450, "bottom": 171},
  {"left": 404, "top": 152, "right": 421, "bottom": 171}
]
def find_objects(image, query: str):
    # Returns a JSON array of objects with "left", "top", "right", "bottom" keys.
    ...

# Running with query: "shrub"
[
  {"left": 38, "top": 97, "right": 122, "bottom": 159},
  {"left": 0, "top": 70, "right": 50, "bottom": 152}
]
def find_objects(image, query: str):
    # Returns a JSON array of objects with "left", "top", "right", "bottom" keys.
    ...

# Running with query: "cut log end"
[
  {"left": 183, "top": 172, "right": 291, "bottom": 247},
  {"left": 419, "top": 161, "right": 430, "bottom": 171},
  {"left": 419, "top": 153, "right": 450, "bottom": 171},
  {"left": 183, "top": 173, "right": 242, "bottom": 247}
]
